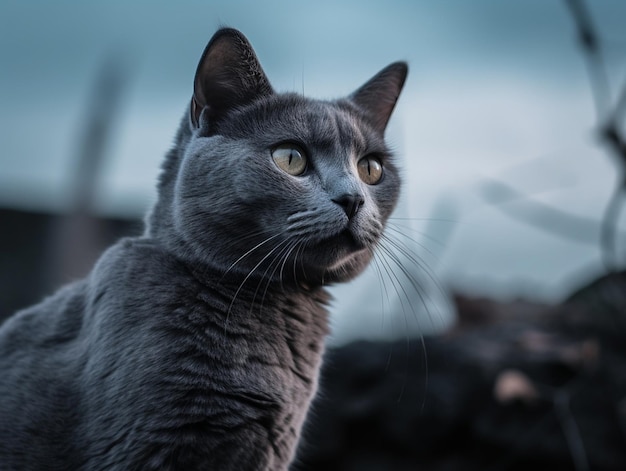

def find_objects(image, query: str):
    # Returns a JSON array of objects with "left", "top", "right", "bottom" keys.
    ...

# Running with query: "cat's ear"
[
  {"left": 350, "top": 62, "right": 408, "bottom": 134},
  {"left": 191, "top": 28, "right": 274, "bottom": 129}
]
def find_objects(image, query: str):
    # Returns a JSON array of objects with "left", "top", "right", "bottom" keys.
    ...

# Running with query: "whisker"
[
  {"left": 298, "top": 240, "right": 313, "bottom": 284},
  {"left": 371, "top": 255, "right": 399, "bottom": 373},
  {"left": 386, "top": 221, "right": 448, "bottom": 252},
  {"left": 249, "top": 238, "right": 294, "bottom": 314},
  {"left": 279, "top": 240, "right": 302, "bottom": 290},
  {"left": 375, "top": 246, "right": 429, "bottom": 408},
  {"left": 376, "top": 246, "right": 416, "bottom": 329},
  {"left": 371, "top": 253, "right": 391, "bottom": 334},
  {"left": 378, "top": 239, "right": 442, "bottom": 326},
  {"left": 258, "top": 239, "right": 300, "bottom": 312},
  {"left": 374, "top": 249, "right": 414, "bottom": 402},
  {"left": 386, "top": 224, "right": 441, "bottom": 260},
  {"left": 222, "top": 231, "right": 286, "bottom": 279},
  {"left": 292, "top": 242, "right": 305, "bottom": 287},
  {"left": 383, "top": 233, "right": 453, "bottom": 319},
  {"left": 376, "top": 247, "right": 420, "bottom": 343},
  {"left": 388, "top": 216, "right": 459, "bottom": 223},
  {"left": 225, "top": 237, "right": 289, "bottom": 328},
  {"left": 206, "top": 228, "right": 269, "bottom": 279}
]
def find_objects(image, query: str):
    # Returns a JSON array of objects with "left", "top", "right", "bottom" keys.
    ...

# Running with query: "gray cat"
[{"left": 0, "top": 28, "right": 407, "bottom": 470}]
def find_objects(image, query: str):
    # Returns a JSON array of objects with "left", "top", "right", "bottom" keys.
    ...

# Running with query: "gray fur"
[{"left": 0, "top": 28, "right": 407, "bottom": 470}]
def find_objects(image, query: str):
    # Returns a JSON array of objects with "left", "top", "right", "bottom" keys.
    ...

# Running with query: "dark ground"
[{"left": 294, "top": 271, "right": 626, "bottom": 470}]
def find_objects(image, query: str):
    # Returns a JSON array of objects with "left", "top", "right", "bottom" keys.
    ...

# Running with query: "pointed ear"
[
  {"left": 191, "top": 28, "right": 274, "bottom": 129},
  {"left": 350, "top": 62, "right": 408, "bottom": 134}
]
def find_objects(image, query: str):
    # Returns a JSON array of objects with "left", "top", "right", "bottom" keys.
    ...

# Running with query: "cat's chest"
[
  {"left": 153, "top": 283, "right": 328, "bottom": 418},
  {"left": 83, "top": 248, "right": 330, "bottom": 469},
  {"left": 115, "top": 286, "right": 328, "bottom": 468},
  {"left": 96, "top": 242, "right": 328, "bottom": 406}
]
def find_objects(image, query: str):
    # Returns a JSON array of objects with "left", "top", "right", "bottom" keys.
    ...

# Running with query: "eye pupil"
[
  {"left": 272, "top": 144, "right": 307, "bottom": 176},
  {"left": 358, "top": 156, "right": 383, "bottom": 185}
]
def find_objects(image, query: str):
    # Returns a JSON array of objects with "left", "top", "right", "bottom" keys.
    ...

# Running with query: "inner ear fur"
[
  {"left": 350, "top": 62, "right": 408, "bottom": 134},
  {"left": 191, "top": 28, "right": 274, "bottom": 128}
]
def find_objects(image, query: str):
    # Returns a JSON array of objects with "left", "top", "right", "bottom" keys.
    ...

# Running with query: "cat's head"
[{"left": 151, "top": 28, "right": 407, "bottom": 288}]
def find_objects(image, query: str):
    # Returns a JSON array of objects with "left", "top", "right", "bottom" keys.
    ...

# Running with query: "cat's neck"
[
  {"left": 175, "top": 245, "right": 332, "bottom": 352},
  {"left": 182, "top": 252, "right": 329, "bottom": 307},
  {"left": 146, "top": 211, "right": 329, "bottom": 296},
  {"left": 117, "top": 236, "right": 332, "bottom": 338}
]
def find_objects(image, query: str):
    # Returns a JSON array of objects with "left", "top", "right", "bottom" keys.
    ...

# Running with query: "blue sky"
[{"left": 1, "top": 1, "right": 625, "bottom": 342}]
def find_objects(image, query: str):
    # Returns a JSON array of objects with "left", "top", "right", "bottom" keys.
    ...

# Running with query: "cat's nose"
[{"left": 332, "top": 194, "right": 365, "bottom": 220}]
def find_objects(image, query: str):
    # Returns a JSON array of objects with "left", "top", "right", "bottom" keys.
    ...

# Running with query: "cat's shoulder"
[
  {"left": 92, "top": 236, "right": 191, "bottom": 283},
  {"left": 0, "top": 278, "right": 87, "bottom": 359},
  {"left": 88, "top": 236, "right": 203, "bottom": 316}
]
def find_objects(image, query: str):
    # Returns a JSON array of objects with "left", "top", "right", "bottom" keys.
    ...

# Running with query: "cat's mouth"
[
  {"left": 336, "top": 228, "right": 366, "bottom": 250},
  {"left": 298, "top": 227, "right": 374, "bottom": 284},
  {"left": 311, "top": 227, "right": 367, "bottom": 261}
]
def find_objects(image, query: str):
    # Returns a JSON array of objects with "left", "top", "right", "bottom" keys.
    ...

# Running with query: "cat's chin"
[
  {"left": 330, "top": 228, "right": 367, "bottom": 251},
  {"left": 300, "top": 229, "right": 374, "bottom": 285}
]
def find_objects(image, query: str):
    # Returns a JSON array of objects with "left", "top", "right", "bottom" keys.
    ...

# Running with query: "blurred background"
[
  {"left": 2, "top": 0, "right": 625, "bottom": 335},
  {"left": 2, "top": 1, "right": 626, "bottom": 469}
]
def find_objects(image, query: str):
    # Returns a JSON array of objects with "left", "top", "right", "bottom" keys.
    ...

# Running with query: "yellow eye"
[
  {"left": 272, "top": 144, "right": 307, "bottom": 176},
  {"left": 357, "top": 156, "right": 383, "bottom": 185}
]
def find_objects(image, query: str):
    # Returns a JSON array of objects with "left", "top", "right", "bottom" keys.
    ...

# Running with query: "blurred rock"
[{"left": 294, "top": 271, "right": 626, "bottom": 471}]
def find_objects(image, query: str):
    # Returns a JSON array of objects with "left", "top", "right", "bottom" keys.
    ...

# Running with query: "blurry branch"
[
  {"left": 48, "top": 51, "right": 131, "bottom": 286},
  {"left": 480, "top": 179, "right": 626, "bottom": 245},
  {"left": 72, "top": 52, "right": 130, "bottom": 213},
  {"left": 564, "top": 0, "right": 610, "bottom": 121},
  {"left": 565, "top": 0, "right": 626, "bottom": 271},
  {"left": 612, "top": 79, "right": 626, "bottom": 125},
  {"left": 554, "top": 389, "right": 589, "bottom": 471}
]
